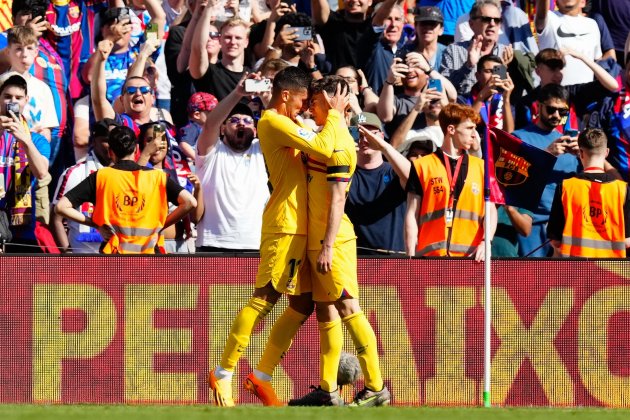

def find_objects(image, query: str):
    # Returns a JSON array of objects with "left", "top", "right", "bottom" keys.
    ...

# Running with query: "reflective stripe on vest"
[
  {"left": 560, "top": 177, "right": 627, "bottom": 258},
  {"left": 414, "top": 153, "right": 485, "bottom": 257},
  {"left": 92, "top": 167, "right": 169, "bottom": 254},
  {"left": 561, "top": 235, "right": 626, "bottom": 252}
]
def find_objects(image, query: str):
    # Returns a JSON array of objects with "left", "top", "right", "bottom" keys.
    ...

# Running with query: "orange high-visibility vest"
[
  {"left": 92, "top": 166, "right": 168, "bottom": 254},
  {"left": 560, "top": 177, "right": 627, "bottom": 258},
  {"left": 414, "top": 153, "right": 485, "bottom": 256}
]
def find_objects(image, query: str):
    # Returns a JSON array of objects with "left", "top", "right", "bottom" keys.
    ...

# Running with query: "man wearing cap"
[
  {"left": 178, "top": 92, "right": 218, "bottom": 161},
  {"left": 50, "top": 119, "right": 118, "bottom": 253},
  {"left": 346, "top": 112, "right": 411, "bottom": 255},
  {"left": 0, "top": 71, "right": 49, "bottom": 253},
  {"left": 404, "top": 6, "right": 447, "bottom": 73},
  {"left": 417, "top": 0, "right": 474, "bottom": 44},
  {"left": 194, "top": 75, "right": 269, "bottom": 253}
]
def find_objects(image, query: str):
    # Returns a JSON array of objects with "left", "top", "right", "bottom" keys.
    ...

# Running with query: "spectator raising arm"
[
  {"left": 144, "top": 0, "right": 167, "bottom": 42},
  {"left": 254, "top": 1, "right": 295, "bottom": 59},
  {"left": 81, "top": 15, "right": 131, "bottom": 84},
  {"left": 561, "top": 47, "right": 619, "bottom": 92},
  {"left": 127, "top": 38, "right": 161, "bottom": 79},
  {"left": 359, "top": 125, "right": 411, "bottom": 189},
  {"left": 176, "top": 0, "right": 208, "bottom": 73},
  {"left": 189, "top": 0, "right": 214, "bottom": 79},
  {"left": 372, "top": 0, "right": 405, "bottom": 27},
  {"left": 310, "top": 0, "right": 330, "bottom": 26},
  {"left": 91, "top": 40, "right": 116, "bottom": 121},
  {"left": 196, "top": 73, "right": 253, "bottom": 156},
  {"left": 389, "top": 87, "right": 442, "bottom": 149},
  {"left": 535, "top": 0, "right": 550, "bottom": 34},
  {"left": 377, "top": 57, "right": 408, "bottom": 123}
]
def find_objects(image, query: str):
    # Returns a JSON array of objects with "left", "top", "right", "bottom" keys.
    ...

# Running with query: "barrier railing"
[{"left": 1, "top": 256, "right": 629, "bottom": 406}]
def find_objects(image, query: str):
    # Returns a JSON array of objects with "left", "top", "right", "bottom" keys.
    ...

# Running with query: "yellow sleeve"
[{"left": 259, "top": 109, "right": 344, "bottom": 161}]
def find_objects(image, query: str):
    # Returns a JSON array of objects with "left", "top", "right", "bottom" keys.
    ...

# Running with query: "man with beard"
[
  {"left": 511, "top": 84, "right": 579, "bottom": 257},
  {"left": 194, "top": 75, "right": 269, "bottom": 252},
  {"left": 208, "top": 67, "right": 349, "bottom": 406}
]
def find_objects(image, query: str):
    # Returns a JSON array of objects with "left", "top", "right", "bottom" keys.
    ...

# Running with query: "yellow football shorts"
[
  {"left": 256, "top": 233, "right": 310, "bottom": 295},
  {"left": 308, "top": 239, "right": 358, "bottom": 302}
]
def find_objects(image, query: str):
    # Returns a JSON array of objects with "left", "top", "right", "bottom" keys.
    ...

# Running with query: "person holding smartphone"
[
  {"left": 457, "top": 54, "right": 514, "bottom": 133},
  {"left": 0, "top": 72, "right": 50, "bottom": 253}
]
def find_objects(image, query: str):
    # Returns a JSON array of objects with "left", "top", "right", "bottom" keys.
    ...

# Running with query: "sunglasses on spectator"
[
  {"left": 125, "top": 86, "right": 152, "bottom": 95},
  {"left": 209, "top": 31, "right": 221, "bottom": 39},
  {"left": 227, "top": 116, "right": 254, "bottom": 125},
  {"left": 544, "top": 105, "right": 569, "bottom": 117},
  {"left": 474, "top": 15, "right": 502, "bottom": 24}
]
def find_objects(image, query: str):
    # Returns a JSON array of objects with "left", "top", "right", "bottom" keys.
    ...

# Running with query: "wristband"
[
  {"left": 385, "top": 79, "right": 395, "bottom": 85},
  {"left": 309, "top": 65, "right": 319, "bottom": 73},
  {"left": 423, "top": 67, "right": 432, "bottom": 75}
]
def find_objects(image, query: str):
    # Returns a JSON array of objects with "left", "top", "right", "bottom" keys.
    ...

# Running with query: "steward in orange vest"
[
  {"left": 55, "top": 126, "right": 197, "bottom": 254},
  {"left": 547, "top": 128, "right": 630, "bottom": 258},
  {"left": 405, "top": 103, "right": 497, "bottom": 260}
]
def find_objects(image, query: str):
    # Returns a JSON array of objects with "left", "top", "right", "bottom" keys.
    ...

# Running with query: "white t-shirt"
[
  {"left": 195, "top": 138, "right": 269, "bottom": 250},
  {"left": 537, "top": 12, "right": 602, "bottom": 86},
  {"left": 25, "top": 75, "right": 59, "bottom": 131},
  {"left": 52, "top": 153, "right": 104, "bottom": 253}
]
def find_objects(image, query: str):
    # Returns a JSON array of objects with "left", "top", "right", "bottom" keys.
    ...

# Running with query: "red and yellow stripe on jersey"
[
  {"left": 257, "top": 109, "right": 346, "bottom": 235},
  {"left": 306, "top": 128, "right": 357, "bottom": 251}
]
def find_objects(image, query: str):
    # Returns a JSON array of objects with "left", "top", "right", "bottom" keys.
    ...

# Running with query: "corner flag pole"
[{"left": 482, "top": 101, "right": 492, "bottom": 408}]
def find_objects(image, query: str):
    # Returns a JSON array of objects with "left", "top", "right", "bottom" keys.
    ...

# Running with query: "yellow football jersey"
[
  {"left": 306, "top": 128, "right": 357, "bottom": 250},
  {"left": 257, "top": 109, "right": 346, "bottom": 235}
]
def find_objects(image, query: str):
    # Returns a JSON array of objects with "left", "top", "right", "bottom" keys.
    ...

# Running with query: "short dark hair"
[
  {"left": 138, "top": 122, "right": 169, "bottom": 152},
  {"left": 476, "top": 54, "right": 503, "bottom": 72},
  {"left": 271, "top": 67, "right": 311, "bottom": 96},
  {"left": 310, "top": 75, "right": 348, "bottom": 97},
  {"left": 108, "top": 126, "right": 137, "bottom": 158},
  {"left": 578, "top": 128, "right": 608, "bottom": 153},
  {"left": 0, "top": 75, "right": 27, "bottom": 96},
  {"left": 12, "top": 0, "right": 48, "bottom": 21},
  {"left": 275, "top": 12, "right": 312, "bottom": 37},
  {"left": 537, "top": 83, "right": 569, "bottom": 104},
  {"left": 535, "top": 48, "right": 565, "bottom": 70}
]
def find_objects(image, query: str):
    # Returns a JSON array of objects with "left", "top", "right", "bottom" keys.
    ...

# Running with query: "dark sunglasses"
[
  {"left": 209, "top": 31, "right": 221, "bottom": 39},
  {"left": 125, "top": 85, "right": 152, "bottom": 95},
  {"left": 227, "top": 116, "right": 254, "bottom": 125},
  {"left": 544, "top": 104, "right": 569, "bottom": 117},
  {"left": 475, "top": 15, "right": 503, "bottom": 24}
]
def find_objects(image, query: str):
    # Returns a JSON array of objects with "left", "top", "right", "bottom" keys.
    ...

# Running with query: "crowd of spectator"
[{"left": 0, "top": 0, "right": 629, "bottom": 257}]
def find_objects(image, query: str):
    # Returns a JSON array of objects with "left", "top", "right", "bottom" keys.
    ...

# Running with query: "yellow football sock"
[
  {"left": 343, "top": 311, "right": 384, "bottom": 391},
  {"left": 319, "top": 319, "right": 342, "bottom": 392},
  {"left": 220, "top": 297, "right": 274, "bottom": 371},
  {"left": 257, "top": 306, "right": 309, "bottom": 376}
]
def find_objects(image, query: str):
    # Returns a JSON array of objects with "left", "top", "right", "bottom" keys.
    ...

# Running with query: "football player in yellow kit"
[{"left": 208, "top": 68, "right": 350, "bottom": 407}]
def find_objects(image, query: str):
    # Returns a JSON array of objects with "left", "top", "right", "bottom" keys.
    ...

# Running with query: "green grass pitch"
[{"left": 1, "top": 405, "right": 630, "bottom": 420}]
